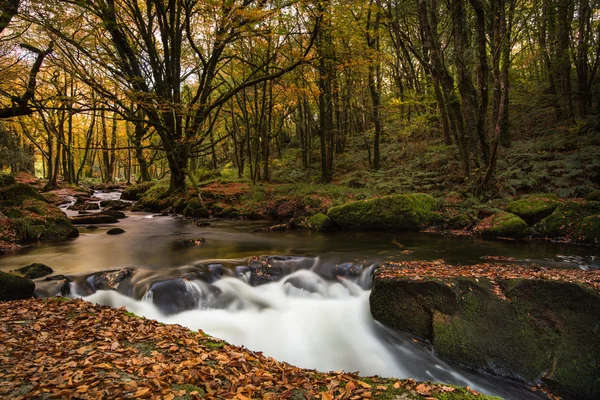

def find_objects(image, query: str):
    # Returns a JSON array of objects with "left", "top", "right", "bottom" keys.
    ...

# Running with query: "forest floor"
[{"left": 0, "top": 297, "right": 499, "bottom": 400}]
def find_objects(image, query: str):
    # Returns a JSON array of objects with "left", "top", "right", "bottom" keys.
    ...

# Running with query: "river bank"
[{"left": 0, "top": 297, "right": 502, "bottom": 400}]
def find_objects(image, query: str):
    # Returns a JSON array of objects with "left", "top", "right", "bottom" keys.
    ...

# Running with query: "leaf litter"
[{"left": 0, "top": 298, "right": 501, "bottom": 399}]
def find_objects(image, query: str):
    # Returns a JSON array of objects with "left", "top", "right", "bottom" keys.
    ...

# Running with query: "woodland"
[
  {"left": 2, "top": 1, "right": 600, "bottom": 399},
  {"left": 0, "top": 0, "right": 598, "bottom": 198}
]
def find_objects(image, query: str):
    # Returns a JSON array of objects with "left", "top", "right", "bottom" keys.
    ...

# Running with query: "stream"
[{"left": 1, "top": 191, "right": 598, "bottom": 399}]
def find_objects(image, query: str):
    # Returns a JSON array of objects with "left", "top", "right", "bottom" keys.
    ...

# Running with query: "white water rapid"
[{"left": 79, "top": 268, "right": 543, "bottom": 399}]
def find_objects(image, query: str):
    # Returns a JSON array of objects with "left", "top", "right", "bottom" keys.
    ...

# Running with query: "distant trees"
[{"left": 1, "top": 0, "right": 600, "bottom": 189}]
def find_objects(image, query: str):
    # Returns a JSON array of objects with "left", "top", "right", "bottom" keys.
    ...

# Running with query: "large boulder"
[
  {"left": 0, "top": 174, "right": 16, "bottom": 187},
  {"left": 327, "top": 193, "right": 439, "bottom": 231},
  {"left": 0, "top": 271, "right": 34, "bottom": 301},
  {"left": 506, "top": 194, "right": 560, "bottom": 225},
  {"left": 39, "top": 218, "right": 79, "bottom": 241},
  {"left": 370, "top": 263, "right": 600, "bottom": 399},
  {"left": 534, "top": 201, "right": 600, "bottom": 243},
  {"left": 476, "top": 212, "right": 530, "bottom": 239},
  {"left": 16, "top": 263, "right": 53, "bottom": 279}
]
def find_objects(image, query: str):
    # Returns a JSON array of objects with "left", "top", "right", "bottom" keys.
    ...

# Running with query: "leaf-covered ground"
[{"left": 0, "top": 298, "right": 500, "bottom": 400}]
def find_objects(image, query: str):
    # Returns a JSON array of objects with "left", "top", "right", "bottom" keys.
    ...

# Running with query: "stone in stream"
[
  {"left": 99, "top": 199, "right": 130, "bottom": 210},
  {"left": 100, "top": 210, "right": 127, "bottom": 219},
  {"left": 106, "top": 228, "right": 125, "bottom": 235},
  {"left": 67, "top": 199, "right": 100, "bottom": 211},
  {"left": 16, "top": 263, "right": 53, "bottom": 279},
  {"left": 0, "top": 271, "right": 34, "bottom": 301},
  {"left": 69, "top": 215, "right": 119, "bottom": 225},
  {"left": 147, "top": 278, "right": 221, "bottom": 315},
  {"left": 84, "top": 225, "right": 98, "bottom": 230},
  {"left": 369, "top": 262, "right": 600, "bottom": 399},
  {"left": 87, "top": 269, "right": 133, "bottom": 291},
  {"left": 34, "top": 278, "right": 70, "bottom": 298},
  {"left": 174, "top": 238, "right": 206, "bottom": 247},
  {"left": 247, "top": 256, "right": 283, "bottom": 286}
]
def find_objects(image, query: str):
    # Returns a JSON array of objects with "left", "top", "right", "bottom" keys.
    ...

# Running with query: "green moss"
[
  {"left": 170, "top": 384, "right": 206, "bottom": 400},
  {"left": 587, "top": 190, "right": 600, "bottom": 201},
  {"left": 327, "top": 193, "right": 439, "bottom": 231},
  {"left": 0, "top": 271, "right": 34, "bottom": 301},
  {"left": 182, "top": 198, "right": 209, "bottom": 218},
  {"left": 481, "top": 212, "right": 530, "bottom": 238},
  {"left": 534, "top": 201, "right": 587, "bottom": 238},
  {"left": 572, "top": 215, "right": 600, "bottom": 245},
  {"left": 123, "top": 340, "right": 156, "bottom": 357},
  {"left": 0, "top": 183, "right": 46, "bottom": 204},
  {"left": 506, "top": 194, "right": 560, "bottom": 225},
  {"left": 306, "top": 212, "right": 332, "bottom": 231},
  {"left": 121, "top": 182, "right": 156, "bottom": 200},
  {"left": 39, "top": 218, "right": 79, "bottom": 241},
  {"left": 202, "top": 340, "right": 226, "bottom": 349},
  {"left": 16, "top": 263, "right": 53, "bottom": 279}
]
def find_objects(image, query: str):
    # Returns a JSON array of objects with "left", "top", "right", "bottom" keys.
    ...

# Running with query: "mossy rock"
[
  {"left": 506, "top": 194, "right": 560, "bottom": 225},
  {"left": 572, "top": 215, "right": 600, "bottom": 245},
  {"left": 587, "top": 190, "right": 600, "bottom": 201},
  {"left": 306, "top": 213, "right": 332, "bottom": 231},
  {"left": 480, "top": 212, "right": 530, "bottom": 239},
  {"left": 0, "top": 183, "right": 47, "bottom": 204},
  {"left": 99, "top": 200, "right": 130, "bottom": 210},
  {"left": 0, "top": 174, "right": 16, "bottom": 187},
  {"left": 183, "top": 198, "right": 210, "bottom": 218},
  {"left": 99, "top": 210, "right": 126, "bottom": 219},
  {"left": 0, "top": 271, "right": 34, "bottom": 301},
  {"left": 327, "top": 193, "right": 439, "bottom": 231},
  {"left": 534, "top": 202, "right": 586, "bottom": 238},
  {"left": 120, "top": 182, "right": 156, "bottom": 200},
  {"left": 370, "top": 273, "right": 600, "bottom": 398},
  {"left": 16, "top": 263, "right": 53, "bottom": 279},
  {"left": 215, "top": 207, "right": 240, "bottom": 219},
  {"left": 40, "top": 218, "right": 79, "bottom": 241}
]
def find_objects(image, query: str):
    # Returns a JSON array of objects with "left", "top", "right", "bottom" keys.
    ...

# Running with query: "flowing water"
[{"left": 1, "top": 191, "right": 598, "bottom": 399}]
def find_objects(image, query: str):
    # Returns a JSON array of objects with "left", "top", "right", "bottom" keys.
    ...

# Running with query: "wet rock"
[
  {"left": 195, "top": 221, "right": 211, "bottom": 227},
  {"left": 335, "top": 262, "right": 363, "bottom": 278},
  {"left": 99, "top": 200, "right": 130, "bottom": 210},
  {"left": 16, "top": 263, "right": 53, "bottom": 279},
  {"left": 87, "top": 269, "right": 133, "bottom": 291},
  {"left": 67, "top": 198, "right": 100, "bottom": 211},
  {"left": 248, "top": 257, "right": 283, "bottom": 286},
  {"left": 572, "top": 215, "right": 600, "bottom": 245},
  {"left": 34, "top": 279, "right": 70, "bottom": 298},
  {"left": 100, "top": 210, "right": 127, "bottom": 219},
  {"left": 147, "top": 278, "right": 220, "bottom": 315},
  {"left": 69, "top": 215, "right": 119, "bottom": 225},
  {"left": 0, "top": 271, "right": 34, "bottom": 301},
  {"left": 174, "top": 238, "right": 206, "bottom": 247},
  {"left": 84, "top": 225, "right": 98, "bottom": 230},
  {"left": 78, "top": 211, "right": 92, "bottom": 215},
  {"left": 327, "top": 193, "right": 439, "bottom": 231},
  {"left": 106, "top": 228, "right": 125, "bottom": 235}
]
